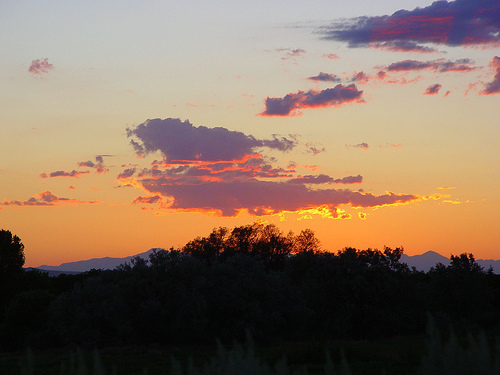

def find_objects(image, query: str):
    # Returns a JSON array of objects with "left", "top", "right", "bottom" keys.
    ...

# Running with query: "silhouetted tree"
[{"left": 0, "top": 229, "right": 25, "bottom": 274}]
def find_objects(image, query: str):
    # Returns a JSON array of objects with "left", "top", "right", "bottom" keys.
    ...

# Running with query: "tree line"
[{"left": 1, "top": 225, "right": 499, "bottom": 351}]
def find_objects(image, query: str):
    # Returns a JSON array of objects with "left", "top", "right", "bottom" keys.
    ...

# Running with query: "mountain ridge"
[{"left": 32, "top": 249, "right": 500, "bottom": 275}]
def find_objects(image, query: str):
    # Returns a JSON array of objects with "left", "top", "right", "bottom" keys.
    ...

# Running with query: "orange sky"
[{"left": 1, "top": 0, "right": 499, "bottom": 267}]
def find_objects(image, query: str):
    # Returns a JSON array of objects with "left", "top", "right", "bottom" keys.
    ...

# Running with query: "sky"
[{"left": 1, "top": 0, "right": 499, "bottom": 267}]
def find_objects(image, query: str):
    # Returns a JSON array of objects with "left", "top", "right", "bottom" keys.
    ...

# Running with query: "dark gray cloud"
[
  {"left": 127, "top": 118, "right": 297, "bottom": 161},
  {"left": 259, "top": 84, "right": 364, "bottom": 116},
  {"left": 319, "top": 0, "right": 500, "bottom": 49}
]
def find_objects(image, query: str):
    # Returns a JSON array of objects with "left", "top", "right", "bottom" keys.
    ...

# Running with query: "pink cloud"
[
  {"left": 322, "top": 53, "right": 340, "bottom": 60},
  {"left": 28, "top": 58, "right": 54, "bottom": 74},
  {"left": 424, "top": 83, "right": 442, "bottom": 95}
]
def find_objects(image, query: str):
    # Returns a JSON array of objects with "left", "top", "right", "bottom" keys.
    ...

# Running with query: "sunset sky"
[{"left": 1, "top": 0, "right": 499, "bottom": 267}]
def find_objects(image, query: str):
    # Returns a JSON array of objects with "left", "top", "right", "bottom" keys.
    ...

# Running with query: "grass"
[{"left": 0, "top": 335, "right": 426, "bottom": 375}]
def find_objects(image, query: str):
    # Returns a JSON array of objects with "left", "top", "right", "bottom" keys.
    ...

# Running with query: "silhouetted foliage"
[
  {"left": 1, "top": 224, "right": 500, "bottom": 353},
  {"left": 0, "top": 229, "right": 25, "bottom": 274}
]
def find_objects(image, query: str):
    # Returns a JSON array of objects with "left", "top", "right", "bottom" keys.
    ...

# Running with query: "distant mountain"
[
  {"left": 32, "top": 248, "right": 500, "bottom": 275},
  {"left": 35, "top": 248, "right": 157, "bottom": 274},
  {"left": 401, "top": 251, "right": 500, "bottom": 273},
  {"left": 401, "top": 251, "right": 449, "bottom": 272}
]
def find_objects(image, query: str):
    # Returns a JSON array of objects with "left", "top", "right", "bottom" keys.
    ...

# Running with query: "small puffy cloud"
[
  {"left": 29, "top": 58, "right": 54, "bottom": 74},
  {"left": 127, "top": 118, "right": 297, "bottom": 161},
  {"left": 308, "top": 72, "right": 341, "bottom": 82},
  {"left": 117, "top": 168, "right": 136, "bottom": 180},
  {"left": 437, "top": 186, "right": 457, "bottom": 191},
  {"left": 424, "top": 83, "right": 442, "bottom": 95},
  {"left": 78, "top": 155, "right": 110, "bottom": 174},
  {"left": 351, "top": 71, "right": 370, "bottom": 84},
  {"left": 480, "top": 56, "right": 500, "bottom": 95},
  {"left": 319, "top": 0, "right": 500, "bottom": 48},
  {"left": 40, "top": 170, "right": 90, "bottom": 178},
  {"left": 259, "top": 84, "right": 364, "bottom": 117},
  {"left": 358, "top": 212, "right": 367, "bottom": 220},
  {"left": 1, "top": 191, "right": 99, "bottom": 207}
]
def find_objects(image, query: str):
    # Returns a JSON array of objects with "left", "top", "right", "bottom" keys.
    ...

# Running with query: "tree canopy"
[{"left": 0, "top": 229, "right": 25, "bottom": 274}]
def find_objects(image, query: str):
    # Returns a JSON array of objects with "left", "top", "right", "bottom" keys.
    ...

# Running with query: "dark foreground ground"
[{"left": 0, "top": 335, "right": 426, "bottom": 375}]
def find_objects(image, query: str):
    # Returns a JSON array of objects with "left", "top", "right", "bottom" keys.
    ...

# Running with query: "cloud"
[
  {"left": 40, "top": 170, "right": 91, "bottom": 178},
  {"left": 287, "top": 174, "right": 362, "bottom": 185},
  {"left": 372, "top": 41, "right": 439, "bottom": 53},
  {"left": 308, "top": 72, "right": 341, "bottom": 82},
  {"left": 133, "top": 195, "right": 162, "bottom": 204},
  {"left": 385, "top": 58, "right": 477, "bottom": 73},
  {"left": 319, "top": 0, "right": 500, "bottom": 48},
  {"left": 347, "top": 142, "right": 369, "bottom": 150},
  {"left": 424, "top": 83, "right": 442, "bottom": 95},
  {"left": 127, "top": 118, "right": 297, "bottom": 161},
  {"left": 138, "top": 178, "right": 417, "bottom": 217},
  {"left": 305, "top": 143, "right": 326, "bottom": 155},
  {"left": 276, "top": 48, "right": 306, "bottom": 60},
  {"left": 28, "top": 58, "right": 54, "bottom": 74},
  {"left": 78, "top": 155, "right": 110, "bottom": 174},
  {"left": 259, "top": 84, "right": 364, "bottom": 116},
  {"left": 480, "top": 56, "right": 500, "bottom": 95},
  {"left": 322, "top": 53, "right": 340, "bottom": 60},
  {"left": 0, "top": 191, "right": 99, "bottom": 207},
  {"left": 120, "top": 118, "right": 421, "bottom": 219}
]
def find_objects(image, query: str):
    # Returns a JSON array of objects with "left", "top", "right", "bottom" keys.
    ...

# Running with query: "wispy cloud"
[
  {"left": 259, "top": 84, "right": 364, "bottom": 116},
  {"left": 1, "top": 191, "right": 99, "bottom": 207},
  {"left": 322, "top": 53, "right": 340, "bottom": 60},
  {"left": 384, "top": 58, "right": 477, "bottom": 73},
  {"left": 308, "top": 72, "right": 341, "bottom": 82},
  {"left": 40, "top": 170, "right": 91, "bottom": 178},
  {"left": 28, "top": 58, "right": 54, "bottom": 74},
  {"left": 347, "top": 142, "right": 369, "bottom": 150},
  {"left": 318, "top": 0, "right": 500, "bottom": 49}
]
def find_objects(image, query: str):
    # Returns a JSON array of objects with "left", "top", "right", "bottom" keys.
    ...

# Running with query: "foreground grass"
[{"left": 0, "top": 335, "right": 425, "bottom": 375}]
